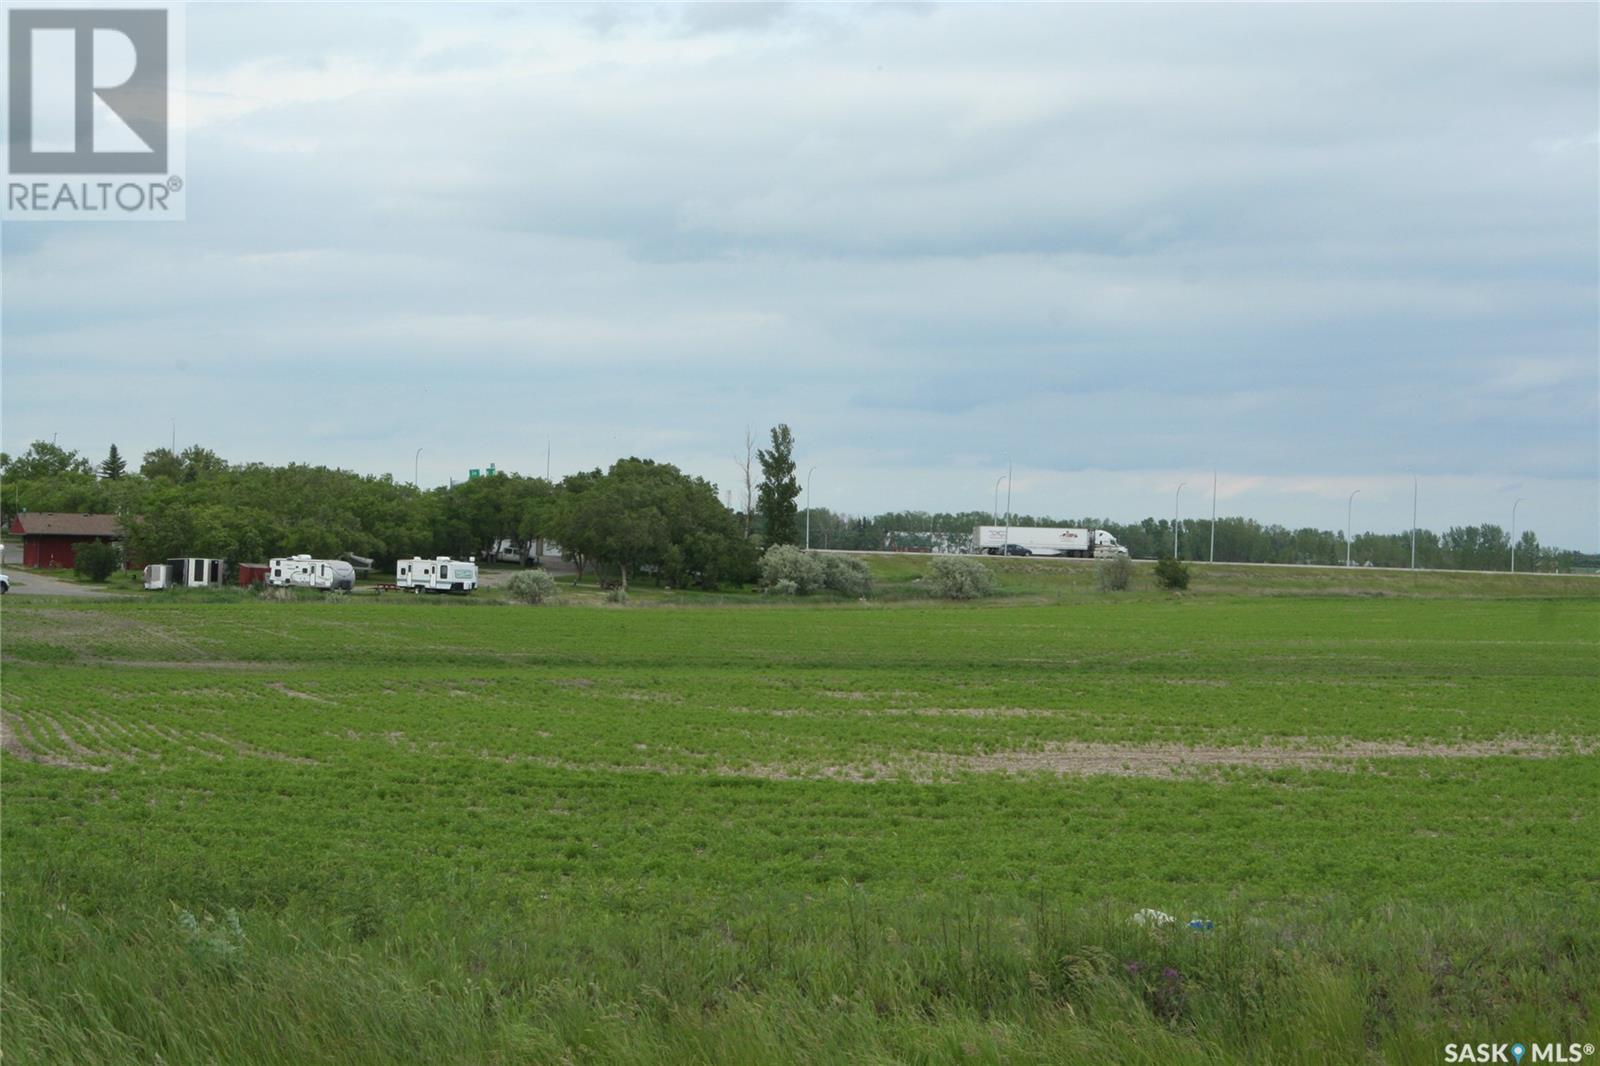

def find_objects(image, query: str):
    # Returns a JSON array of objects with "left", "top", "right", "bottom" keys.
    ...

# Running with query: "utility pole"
[
  {"left": 1411, "top": 475, "right": 1418, "bottom": 570},
  {"left": 805, "top": 466, "right": 816, "bottom": 550},
  {"left": 1003, "top": 458, "right": 1012, "bottom": 555},
  {"left": 1346, "top": 489, "right": 1360, "bottom": 567},
  {"left": 1174, "top": 482, "right": 1185, "bottom": 558},
  {"left": 413, "top": 448, "right": 423, "bottom": 488},
  {"left": 546, "top": 438, "right": 551, "bottom": 481},
  {"left": 1209, "top": 469, "right": 1217, "bottom": 564},
  {"left": 1510, "top": 498, "right": 1525, "bottom": 573}
]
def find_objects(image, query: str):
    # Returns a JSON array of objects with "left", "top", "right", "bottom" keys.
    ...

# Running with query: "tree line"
[{"left": 0, "top": 434, "right": 1586, "bottom": 578}]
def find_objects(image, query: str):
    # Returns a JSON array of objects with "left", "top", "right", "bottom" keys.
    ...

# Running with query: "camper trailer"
[
  {"left": 143, "top": 563, "right": 173, "bottom": 590},
  {"left": 268, "top": 555, "right": 356, "bottom": 591},
  {"left": 396, "top": 556, "right": 478, "bottom": 594}
]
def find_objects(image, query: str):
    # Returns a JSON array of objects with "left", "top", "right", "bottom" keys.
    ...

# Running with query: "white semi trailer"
[
  {"left": 972, "top": 526, "right": 1128, "bottom": 558},
  {"left": 268, "top": 555, "right": 356, "bottom": 591},
  {"left": 396, "top": 556, "right": 478, "bottom": 594}
]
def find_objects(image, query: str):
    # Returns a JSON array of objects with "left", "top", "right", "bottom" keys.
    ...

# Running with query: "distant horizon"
[
  {"left": 5, "top": 433, "right": 1588, "bottom": 553},
  {"left": 4, "top": 4, "right": 1595, "bottom": 549}
]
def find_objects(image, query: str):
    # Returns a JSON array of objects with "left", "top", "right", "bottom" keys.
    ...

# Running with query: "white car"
[{"left": 0, "top": 572, "right": 10, "bottom": 594}]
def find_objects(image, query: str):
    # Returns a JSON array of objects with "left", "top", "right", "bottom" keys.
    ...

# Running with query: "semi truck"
[
  {"left": 396, "top": 556, "right": 478, "bottom": 594},
  {"left": 972, "top": 526, "right": 1128, "bottom": 558},
  {"left": 268, "top": 555, "right": 356, "bottom": 591}
]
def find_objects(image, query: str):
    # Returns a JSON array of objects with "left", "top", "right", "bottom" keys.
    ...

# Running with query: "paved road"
[
  {"left": 810, "top": 548, "right": 1590, "bottom": 579},
  {"left": 2, "top": 569, "right": 118, "bottom": 598}
]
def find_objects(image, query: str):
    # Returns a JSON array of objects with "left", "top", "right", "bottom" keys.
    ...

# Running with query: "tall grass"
[{"left": 5, "top": 886, "right": 1593, "bottom": 1064}]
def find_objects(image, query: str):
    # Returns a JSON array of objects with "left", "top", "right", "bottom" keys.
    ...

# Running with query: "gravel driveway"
[{"left": 3, "top": 570, "right": 119, "bottom": 598}]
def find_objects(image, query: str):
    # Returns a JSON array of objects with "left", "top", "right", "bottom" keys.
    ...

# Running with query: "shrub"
[
  {"left": 927, "top": 555, "right": 996, "bottom": 600},
  {"left": 605, "top": 586, "right": 628, "bottom": 604},
  {"left": 1154, "top": 557, "right": 1191, "bottom": 590},
  {"left": 769, "top": 578, "right": 799, "bottom": 596},
  {"left": 1097, "top": 554, "right": 1133, "bottom": 592},
  {"left": 818, "top": 553, "right": 873, "bottom": 598},
  {"left": 507, "top": 570, "right": 558, "bottom": 605},
  {"left": 72, "top": 541, "right": 119, "bottom": 582},
  {"left": 758, "top": 544, "right": 825, "bottom": 595}
]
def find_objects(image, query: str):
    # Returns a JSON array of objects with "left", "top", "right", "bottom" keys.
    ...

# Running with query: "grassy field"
[{"left": 2, "top": 558, "right": 1597, "bottom": 1063}]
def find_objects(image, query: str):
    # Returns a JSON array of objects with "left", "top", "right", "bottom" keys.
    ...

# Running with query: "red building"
[{"left": 9, "top": 513, "right": 124, "bottom": 569}]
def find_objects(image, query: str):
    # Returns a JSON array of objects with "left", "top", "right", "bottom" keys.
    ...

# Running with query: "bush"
[
  {"left": 768, "top": 578, "right": 799, "bottom": 596},
  {"left": 1097, "top": 554, "right": 1133, "bottom": 592},
  {"left": 605, "top": 586, "right": 628, "bottom": 604},
  {"left": 72, "top": 541, "right": 119, "bottom": 582},
  {"left": 927, "top": 555, "right": 996, "bottom": 600},
  {"left": 758, "top": 545, "right": 826, "bottom": 595},
  {"left": 507, "top": 570, "right": 558, "bottom": 605},
  {"left": 1153, "top": 557, "right": 1191, "bottom": 590},
  {"left": 818, "top": 553, "right": 873, "bottom": 598}
]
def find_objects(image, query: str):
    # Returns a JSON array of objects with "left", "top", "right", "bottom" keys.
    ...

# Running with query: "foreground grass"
[{"left": 2, "top": 580, "right": 1597, "bottom": 1063}]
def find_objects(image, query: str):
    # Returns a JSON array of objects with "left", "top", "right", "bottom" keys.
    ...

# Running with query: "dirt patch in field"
[
  {"left": 196, "top": 731, "right": 318, "bottom": 765},
  {"left": 0, "top": 714, "right": 111, "bottom": 772},
  {"left": 266, "top": 682, "right": 332, "bottom": 703},
  {"left": 951, "top": 737, "right": 1592, "bottom": 778},
  {"left": 516, "top": 736, "right": 1594, "bottom": 784}
]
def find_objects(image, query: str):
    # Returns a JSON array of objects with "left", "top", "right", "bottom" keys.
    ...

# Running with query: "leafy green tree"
[
  {"left": 140, "top": 447, "right": 185, "bottom": 481},
  {"left": 4, "top": 440, "right": 93, "bottom": 480},
  {"left": 757, "top": 424, "right": 800, "bottom": 546},
  {"left": 99, "top": 444, "right": 127, "bottom": 480},
  {"left": 73, "top": 540, "right": 119, "bottom": 581}
]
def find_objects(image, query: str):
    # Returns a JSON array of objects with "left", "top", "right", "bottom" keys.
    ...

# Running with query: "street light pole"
[
  {"left": 1510, "top": 498, "right": 1525, "bottom": 573},
  {"left": 805, "top": 466, "right": 816, "bottom": 550},
  {"left": 1411, "top": 475, "right": 1418, "bottom": 570},
  {"left": 993, "top": 474, "right": 1006, "bottom": 524},
  {"left": 1346, "top": 489, "right": 1360, "bottom": 567},
  {"left": 1209, "top": 469, "right": 1217, "bottom": 564},
  {"left": 1003, "top": 458, "right": 1012, "bottom": 554},
  {"left": 1174, "top": 482, "right": 1185, "bottom": 558},
  {"left": 413, "top": 448, "right": 423, "bottom": 488}
]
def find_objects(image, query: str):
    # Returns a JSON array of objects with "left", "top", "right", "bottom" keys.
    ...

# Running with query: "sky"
[{"left": 3, "top": 2, "right": 1597, "bottom": 548}]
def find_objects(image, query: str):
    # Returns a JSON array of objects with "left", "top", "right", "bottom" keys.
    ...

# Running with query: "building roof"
[{"left": 11, "top": 512, "right": 123, "bottom": 538}]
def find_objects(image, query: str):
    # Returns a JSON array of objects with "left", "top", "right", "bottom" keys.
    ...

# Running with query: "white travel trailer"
[
  {"left": 143, "top": 563, "right": 173, "bottom": 590},
  {"left": 268, "top": 555, "right": 356, "bottom": 591},
  {"left": 972, "top": 526, "right": 1128, "bottom": 559},
  {"left": 396, "top": 556, "right": 478, "bottom": 594}
]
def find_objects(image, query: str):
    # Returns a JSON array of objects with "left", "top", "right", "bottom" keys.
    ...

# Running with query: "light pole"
[
  {"left": 1003, "top": 458, "right": 1013, "bottom": 554},
  {"left": 1411, "top": 475, "right": 1418, "bottom": 570},
  {"left": 805, "top": 466, "right": 816, "bottom": 550},
  {"left": 1345, "top": 489, "right": 1360, "bottom": 567},
  {"left": 993, "top": 473, "right": 1006, "bottom": 524},
  {"left": 1510, "top": 498, "right": 1525, "bottom": 573},
  {"left": 1174, "top": 482, "right": 1185, "bottom": 558},
  {"left": 1209, "top": 469, "right": 1217, "bottom": 564},
  {"left": 413, "top": 447, "right": 423, "bottom": 488}
]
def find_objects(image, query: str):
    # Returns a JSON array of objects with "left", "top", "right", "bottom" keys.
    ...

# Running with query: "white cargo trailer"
[
  {"left": 268, "top": 555, "right": 356, "bottom": 591},
  {"left": 972, "top": 526, "right": 1127, "bottom": 558},
  {"left": 396, "top": 556, "right": 478, "bottom": 594},
  {"left": 144, "top": 557, "right": 225, "bottom": 591}
]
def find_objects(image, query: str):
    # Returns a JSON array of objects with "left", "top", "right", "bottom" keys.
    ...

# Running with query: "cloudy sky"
[{"left": 4, "top": 3, "right": 1597, "bottom": 547}]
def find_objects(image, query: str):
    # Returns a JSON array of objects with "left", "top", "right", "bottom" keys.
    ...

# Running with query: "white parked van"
[
  {"left": 396, "top": 556, "right": 478, "bottom": 594},
  {"left": 268, "top": 555, "right": 356, "bottom": 591}
]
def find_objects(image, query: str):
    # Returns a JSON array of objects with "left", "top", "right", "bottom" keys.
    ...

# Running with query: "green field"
[{"left": 3, "top": 559, "right": 1597, "bottom": 1063}]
